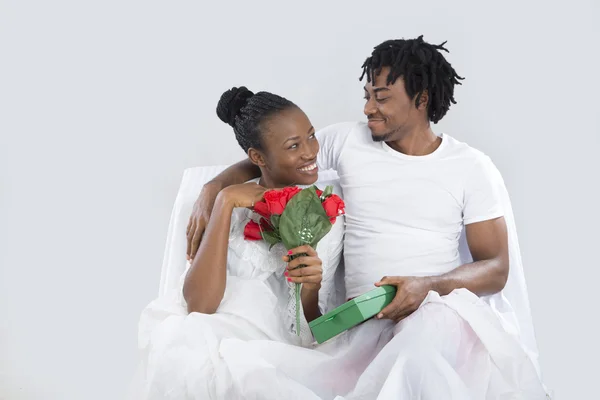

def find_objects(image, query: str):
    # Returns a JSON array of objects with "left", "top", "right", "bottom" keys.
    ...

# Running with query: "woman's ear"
[{"left": 248, "top": 148, "right": 266, "bottom": 167}]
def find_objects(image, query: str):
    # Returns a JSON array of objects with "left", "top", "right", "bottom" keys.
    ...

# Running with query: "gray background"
[{"left": 1, "top": 1, "right": 598, "bottom": 399}]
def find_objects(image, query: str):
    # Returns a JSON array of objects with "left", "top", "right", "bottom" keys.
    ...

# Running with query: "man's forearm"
[
  {"left": 209, "top": 159, "right": 261, "bottom": 188},
  {"left": 429, "top": 258, "right": 509, "bottom": 297}
]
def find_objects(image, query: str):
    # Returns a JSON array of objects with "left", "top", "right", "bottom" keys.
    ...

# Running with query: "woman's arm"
[
  {"left": 183, "top": 193, "right": 234, "bottom": 314},
  {"left": 183, "top": 183, "right": 266, "bottom": 314},
  {"left": 300, "top": 288, "right": 322, "bottom": 323},
  {"left": 186, "top": 159, "right": 261, "bottom": 260}
]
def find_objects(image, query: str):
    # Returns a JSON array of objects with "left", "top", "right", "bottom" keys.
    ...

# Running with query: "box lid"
[{"left": 309, "top": 285, "right": 396, "bottom": 328}]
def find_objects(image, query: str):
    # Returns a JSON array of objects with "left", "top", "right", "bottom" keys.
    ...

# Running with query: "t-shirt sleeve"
[
  {"left": 463, "top": 155, "right": 504, "bottom": 225},
  {"left": 316, "top": 122, "right": 354, "bottom": 171}
]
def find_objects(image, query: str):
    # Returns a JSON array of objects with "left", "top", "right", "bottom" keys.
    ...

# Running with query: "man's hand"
[
  {"left": 186, "top": 182, "right": 223, "bottom": 261},
  {"left": 374, "top": 276, "right": 434, "bottom": 323}
]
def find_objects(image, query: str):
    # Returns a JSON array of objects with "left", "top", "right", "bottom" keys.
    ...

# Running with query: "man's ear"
[
  {"left": 248, "top": 148, "right": 266, "bottom": 167},
  {"left": 417, "top": 90, "right": 429, "bottom": 110}
]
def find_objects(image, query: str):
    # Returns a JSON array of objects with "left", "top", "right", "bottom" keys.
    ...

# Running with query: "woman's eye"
[
  {"left": 376, "top": 97, "right": 388, "bottom": 103},
  {"left": 309, "top": 133, "right": 316, "bottom": 139},
  {"left": 363, "top": 96, "right": 370, "bottom": 100},
  {"left": 289, "top": 144, "right": 298, "bottom": 149}
]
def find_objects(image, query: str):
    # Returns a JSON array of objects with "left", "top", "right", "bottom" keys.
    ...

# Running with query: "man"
[{"left": 186, "top": 36, "right": 548, "bottom": 398}]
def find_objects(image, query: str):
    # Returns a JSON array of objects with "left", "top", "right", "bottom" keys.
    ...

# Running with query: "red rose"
[
  {"left": 259, "top": 217, "right": 272, "bottom": 232},
  {"left": 316, "top": 189, "right": 323, "bottom": 197},
  {"left": 243, "top": 220, "right": 262, "bottom": 240},
  {"left": 322, "top": 194, "right": 345, "bottom": 224},
  {"left": 263, "top": 186, "right": 302, "bottom": 215},
  {"left": 243, "top": 218, "right": 273, "bottom": 241},
  {"left": 253, "top": 200, "right": 271, "bottom": 220}
]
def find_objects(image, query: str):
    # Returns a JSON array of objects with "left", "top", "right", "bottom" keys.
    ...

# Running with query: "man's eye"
[
  {"left": 376, "top": 97, "right": 389, "bottom": 102},
  {"left": 289, "top": 144, "right": 298, "bottom": 149},
  {"left": 309, "top": 133, "right": 316, "bottom": 139}
]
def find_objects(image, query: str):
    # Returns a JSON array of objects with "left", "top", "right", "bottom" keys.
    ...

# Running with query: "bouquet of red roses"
[{"left": 243, "top": 185, "right": 345, "bottom": 335}]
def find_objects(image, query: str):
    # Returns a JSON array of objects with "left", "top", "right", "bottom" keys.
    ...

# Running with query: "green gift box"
[{"left": 309, "top": 285, "right": 397, "bottom": 344}]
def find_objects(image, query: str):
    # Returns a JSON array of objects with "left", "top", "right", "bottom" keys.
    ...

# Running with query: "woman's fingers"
[
  {"left": 286, "top": 256, "right": 321, "bottom": 270},
  {"left": 287, "top": 245, "right": 317, "bottom": 257},
  {"left": 282, "top": 248, "right": 322, "bottom": 284},
  {"left": 286, "top": 274, "right": 322, "bottom": 284},
  {"left": 286, "top": 265, "right": 322, "bottom": 278}
]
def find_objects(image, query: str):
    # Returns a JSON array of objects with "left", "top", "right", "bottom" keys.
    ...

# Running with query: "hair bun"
[{"left": 216, "top": 86, "right": 254, "bottom": 127}]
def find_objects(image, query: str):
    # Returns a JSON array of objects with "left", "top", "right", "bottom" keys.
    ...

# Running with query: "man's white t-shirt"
[{"left": 316, "top": 122, "right": 504, "bottom": 299}]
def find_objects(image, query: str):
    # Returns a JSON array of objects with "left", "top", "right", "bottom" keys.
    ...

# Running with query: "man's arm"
[
  {"left": 376, "top": 217, "right": 509, "bottom": 322},
  {"left": 186, "top": 159, "right": 260, "bottom": 260},
  {"left": 209, "top": 158, "right": 261, "bottom": 188},
  {"left": 430, "top": 216, "right": 509, "bottom": 296}
]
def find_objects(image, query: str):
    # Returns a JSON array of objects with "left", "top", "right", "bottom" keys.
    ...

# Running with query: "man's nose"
[{"left": 364, "top": 97, "right": 377, "bottom": 116}]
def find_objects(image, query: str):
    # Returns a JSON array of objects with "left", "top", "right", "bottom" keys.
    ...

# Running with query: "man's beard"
[
  {"left": 370, "top": 123, "right": 402, "bottom": 142},
  {"left": 371, "top": 131, "right": 394, "bottom": 142}
]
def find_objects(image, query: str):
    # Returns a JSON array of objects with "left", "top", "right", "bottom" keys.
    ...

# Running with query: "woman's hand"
[
  {"left": 220, "top": 182, "right": 267, "bottom": 209},
  {"left": 283, "top": 245, "right": 323, "bottom": 292},
  {"left": 187, "top": 182, "right": 266, "bottom": 261}
]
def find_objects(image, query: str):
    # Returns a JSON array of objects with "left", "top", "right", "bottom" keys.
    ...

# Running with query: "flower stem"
[
  {"left": 288, "top": 251, "right": 308, "bottom": 337},
  {"left": 295, "top": 283, "right": 301, "bottom": 336}
]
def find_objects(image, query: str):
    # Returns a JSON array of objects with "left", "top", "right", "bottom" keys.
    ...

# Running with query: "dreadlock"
[
  {"left": 217, "top": 87, "right": 296, "bottom": 152},
  {"left": 360, "top": 36, "right": 464, "bottom": 123}
]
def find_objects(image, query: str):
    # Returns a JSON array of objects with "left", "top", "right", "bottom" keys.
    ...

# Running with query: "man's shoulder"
[
  {"left": 442, "top": 134, "right": 492, "bottom": 165},
  {"left": 316, "top": 122, "right": 373, "bottom": 153},
  {"left": 317, "top": 121, "right": 368, "bottom": 136}
]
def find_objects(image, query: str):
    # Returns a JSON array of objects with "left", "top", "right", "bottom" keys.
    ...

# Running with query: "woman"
[{"left": 133, "top": 87, "right": 344, "bottom": 399}]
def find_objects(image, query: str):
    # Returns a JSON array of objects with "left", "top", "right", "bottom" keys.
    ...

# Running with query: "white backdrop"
[{"left": 1, "top": 1, "right": 598, "bottom": 399}]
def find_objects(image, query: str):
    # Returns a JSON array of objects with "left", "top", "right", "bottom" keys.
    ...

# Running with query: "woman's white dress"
[
  {"left": 131, "top": 179, "right": 548, "bottom": 399},
  {"left": 133, "top": 204, "right": 344, "bottom": 399}
]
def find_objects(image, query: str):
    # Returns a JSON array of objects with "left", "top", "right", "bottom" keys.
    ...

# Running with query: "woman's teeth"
[{"left": 298, "top": 163, "right": 317, "bottom": 172}]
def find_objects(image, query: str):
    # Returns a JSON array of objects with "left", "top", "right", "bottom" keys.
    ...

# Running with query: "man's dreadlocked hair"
[
  {"left": 217, "top": 87, "right": 296, "bottom": 152},
  {"left": 360, "top": 36, "right": 464, "bottom": 123}
]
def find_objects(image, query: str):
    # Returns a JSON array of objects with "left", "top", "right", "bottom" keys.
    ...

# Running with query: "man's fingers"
[
  {"left": 186, "top": 218, "right": 192, "bottom": 236},
  {"left": 377, "top": 302, "right": 396, "bottom": 320},
  {"left": 375, "top": 276, "right": 393, "bottom": 287},
  {"left": 190, "top": 225, "right": 204, "bottom": 260},
  {"left": 393, "top": 310, "right": 413, "bottom": 323},
  {"left": 187, "top": 219, "right": 196, "bottom": 239},
  {"left": 381, "top": 306, "right": 405, "bottom": 322},
  {"left": 379, "top": 298, "right": 418, "bottom": 323},
  {"left": 377, "top": 291, "right": 407, "bottom": 320},
  {"left": 190, "top": 233, "right": 203, "bottom": 260},
  {"left": 186, "top": 220, "right": 197, "bottom": 259}
]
